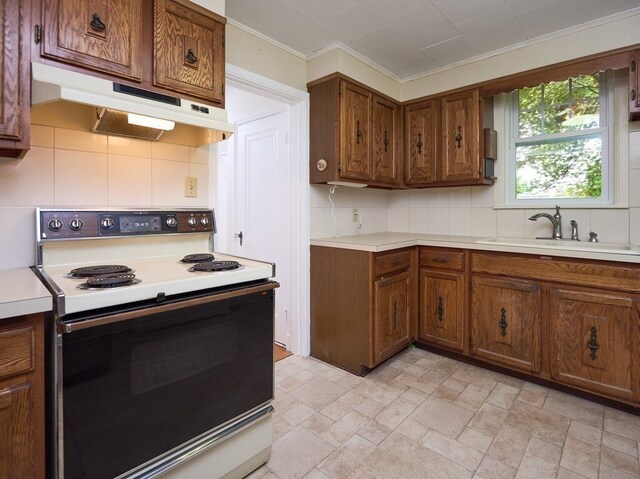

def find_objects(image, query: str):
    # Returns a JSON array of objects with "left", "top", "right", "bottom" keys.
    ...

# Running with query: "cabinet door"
[
  {"left": 419, "top": 270, "right": 464, "bottom": 351},
  {"left": 441, "top": 90, "right": 481, "bottom": 182},
  {"left": 339, "top": 81, "right": 372, "bottom": 181},
  {"left": 0, "top": 383, "right": 34, "bottom": 479},
  {"left": 404, "top": 100, "right": 438, "bottom": 185},
  {"left": 471, "top": 276, "right": 541, "bottom": 372},
  {"left": 373, "top": 271, "right": 412, "bottom": 364},
  {"left": 0, "top": 0, "right": 29, "bottom": 158},
  {"left": 550, "top": 289, "right": 639, "bottom": 402},
  {"left": 42, "top": 0, "right": 143, "bottom": 81},
  {"left": 371, "top": 95, "right": 399, "bottom": 184},
  {"left": 154, "top": 0, "right": 225, "bottom": 104},
  {"left": 630, "top": 51, "right": 640, "bottom": 121}
]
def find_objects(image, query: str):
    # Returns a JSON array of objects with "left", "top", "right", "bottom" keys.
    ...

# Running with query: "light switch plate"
[{"left": 185, "top": 177, "right": 198, "bottom": 197}]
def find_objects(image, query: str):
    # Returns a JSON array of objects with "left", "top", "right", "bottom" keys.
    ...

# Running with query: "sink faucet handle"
[
  {"left": 588, "top": 231, "right": 599, "bottom": 243},
  {"left": 570, "top": 219, "right": 579, "bottom": 241}
]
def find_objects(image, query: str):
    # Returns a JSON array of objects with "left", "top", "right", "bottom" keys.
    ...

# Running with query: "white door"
[{"left": 234, "top": 110, "right": 290, "bottom": 347}]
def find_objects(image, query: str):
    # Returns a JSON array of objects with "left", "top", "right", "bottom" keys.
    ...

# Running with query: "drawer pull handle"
[
  {"left": 186, "top": 48, "right": 198, "bottom": 64},
  {"left": 90, "top": 13, "right": 106, "bottom": 31},
  {"left": 437, "top": 296, "right": 444, "bottom": 322},
  {"left": 498, "top": 307, "right": 507, "bottom": 337},
  {"left": 455, "top": 125, "right": 463, "bottom": 148},
  {"left": 432, "top": 257, "right": 448, "bottom": 263},
  {"left": 391, "top": 260, "right": 401, "bottom": 266},
  {"left": 588, "top": 326, "right": 599, "bottom": 360},
  {"left": 392, "top": 302, "right": 397, "bottom": 328}
]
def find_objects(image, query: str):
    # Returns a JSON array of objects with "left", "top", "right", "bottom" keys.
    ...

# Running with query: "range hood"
[{"left": 31, "top": 62, "right": 235, "bottom": 143}]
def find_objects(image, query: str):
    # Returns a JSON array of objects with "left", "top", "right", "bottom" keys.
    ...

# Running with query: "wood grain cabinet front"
[
  {"left": 404, "top": 99, "right": 438, "bottom": 185},
  {"left": 471, "top": 276, "right": 541, "bottom": 373},
  {"left": 0, "top": 0, "right": 30, "bottom": 158},
  {"left": 550, "top": 288, "right": 640, "bottom": 402},
  {"left": 41, "top": 0, "right": 144, "bottom": 81},
  {"left": 153, "top": 0, "right": 225, "bottom": 105},
  {"left": 0, "top": 315, "right": 45, "bottom": 479},
  {"left": 373, "top": 271, "right": 412, "bottom": 364}
]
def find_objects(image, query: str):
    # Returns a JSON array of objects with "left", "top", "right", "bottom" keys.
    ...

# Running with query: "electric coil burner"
[
  {"left": 77, "top": 273, "right": 141, "bottom": 289},
  {"left": 180, "top": 253, "right": 215, "bottom": 263},
  {"left": 33, "top": 208, "right": 277, "bottom": 479},
  {"left": 189, "top": 260, "right": 242, "bottom": 272},
  {"left": 68, "top": 264, "right": 132, "bottom": 277}
]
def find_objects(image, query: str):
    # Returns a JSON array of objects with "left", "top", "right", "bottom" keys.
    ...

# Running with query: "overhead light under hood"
[{"left": 31, "top": 62, "right": 234, "bottom": 144}]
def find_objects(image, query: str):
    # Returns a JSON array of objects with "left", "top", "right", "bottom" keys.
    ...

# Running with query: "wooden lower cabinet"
[
  {"left": 418, "top": 269, "right": 464, "bottom": 351},
  {"left": 373, "top": 271, "right": 412, "bottom": 364},
  {"left": 471, "top": 276, "right": 541, "bottom": 373},
  {"left": 310, "top": 246, "right": 415, "bottom": 375},
  {"left": 550, "top": 288, "right": 640, "bottom": 402},
  {"left": 0, "top": 314, "right": 45, "bottom": 479}
]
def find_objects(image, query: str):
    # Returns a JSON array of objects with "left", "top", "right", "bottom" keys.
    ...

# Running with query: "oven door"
[{"left": 55, "top": 282, "right": 277, "bottom": 479}]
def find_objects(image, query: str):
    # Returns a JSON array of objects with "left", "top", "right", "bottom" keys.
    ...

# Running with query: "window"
[{"left": 494, "top": 70, "right": 628, "bottom": 208}]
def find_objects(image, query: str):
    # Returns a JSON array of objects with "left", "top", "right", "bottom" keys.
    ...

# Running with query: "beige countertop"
[
  {"left": 0, "top": 268, "right": 52, "bottom": 319},
  {"left": 310, "top": 232, "right": 640, "bottom": 263}
]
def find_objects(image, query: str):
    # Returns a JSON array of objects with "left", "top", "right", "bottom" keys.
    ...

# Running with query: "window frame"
[{"left": 493, "top": 69, "right": 629, "bottom": 209}]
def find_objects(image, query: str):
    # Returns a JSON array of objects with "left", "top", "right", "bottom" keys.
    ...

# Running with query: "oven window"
[{"left": 61, "top": 289, "right": 274, "bottom": 479}]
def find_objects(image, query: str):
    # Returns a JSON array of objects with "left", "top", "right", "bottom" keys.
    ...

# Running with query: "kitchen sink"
[{"left": 476, "top": 237, "right": 640, "bottom": 255}]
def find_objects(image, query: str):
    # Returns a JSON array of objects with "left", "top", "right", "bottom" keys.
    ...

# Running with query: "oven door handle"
[{"left": 60, "top": 281, "right": 279, "bottom": 333}]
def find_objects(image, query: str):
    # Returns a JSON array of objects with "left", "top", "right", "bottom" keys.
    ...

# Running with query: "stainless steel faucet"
[{"left": 528, "top": 205, "right": 562, "bottom": 239}]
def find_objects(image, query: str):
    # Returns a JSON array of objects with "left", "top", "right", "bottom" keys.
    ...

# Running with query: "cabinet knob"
[
  {"left": 90, "top": 13, "right": 106, "bottom": 31},
  {"left": 356, "top": 120, "right": 362, "bottom": 145},
  {"left": 455, "top": 125, "right": 463, "bottom": 149},
  {"left": 416, "top": 133, "right": 423, "bottom": 155}
]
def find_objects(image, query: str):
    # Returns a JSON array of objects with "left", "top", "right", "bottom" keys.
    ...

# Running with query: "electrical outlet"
[
  {"left": 185, "top": 177, "right": 198, "bottom": 198},
  {"left": 352, "top": 208, "right": 359, "bottom": 223}
]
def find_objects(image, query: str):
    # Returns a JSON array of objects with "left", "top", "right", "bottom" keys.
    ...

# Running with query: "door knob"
[{"left": 234, "top": 231, "right": 243, "bottom": 246}]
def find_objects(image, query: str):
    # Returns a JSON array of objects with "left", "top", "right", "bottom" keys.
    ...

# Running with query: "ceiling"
[{"left": 226, "top": 0, "right": 640, "bottom": 80}]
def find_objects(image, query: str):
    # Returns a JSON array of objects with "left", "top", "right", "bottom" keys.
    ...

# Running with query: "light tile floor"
[{"left": 248, "top": 347, "right": 640, "bottom": 479}]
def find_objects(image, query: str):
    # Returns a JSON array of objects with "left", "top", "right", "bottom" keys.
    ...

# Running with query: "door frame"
[{"left": 224, "top": 64, "right": 310, "bottom": 356}]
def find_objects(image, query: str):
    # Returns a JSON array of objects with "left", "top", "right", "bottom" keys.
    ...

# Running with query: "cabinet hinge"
[
  {"left": 34, "top": 24, "right": 42, "bottom": 44},
  {"left": 632, "top": 60, "right": 636, "bottom": 72},
  {"left": 338, "top": 162, "right": 342, "bottom": 172},
  {"left": 338, "top": 85, "right": 342, "bottom": 95},
  {"left": 222, "top": 84, "right": 224, "bottom": 96}
]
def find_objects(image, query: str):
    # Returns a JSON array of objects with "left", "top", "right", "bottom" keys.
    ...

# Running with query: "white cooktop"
[{"left": 41, "top": 252, "right": 274, "bottom": 316}]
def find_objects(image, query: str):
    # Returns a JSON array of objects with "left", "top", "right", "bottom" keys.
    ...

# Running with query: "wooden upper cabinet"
[
  {"left": 404, "top": 99, "right": 438, "bottom": 185},
  {"left": 41, "top": 0, "right": 143, "bottom": 81},
  {"left": 550, "top": 289, "right": 640, "bottom": 402},
  {"left": 471, "top": 276, "right": 541, "bottom": 373},
  {"left": 630, "top": 50, "right": 640, "bottom": 121},
  {"left": 0, "top": 0, "right": 30, "bottom": 158},
  {"left": 372, "top": 95, "right": 400, "bottom": 185},
  {"left": 339, "top": 80, "right": 372, "bottom": 181},
  {"left": 441, "top": 89, "right": 481, "bottom": 182},
  {"left": 154, "top": 0, "right": 225, "bottom": 105}
]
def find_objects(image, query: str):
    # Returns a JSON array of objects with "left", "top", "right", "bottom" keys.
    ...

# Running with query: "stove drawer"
[{"left": 0, "top": 322, "right": 34, "bottom": 380}]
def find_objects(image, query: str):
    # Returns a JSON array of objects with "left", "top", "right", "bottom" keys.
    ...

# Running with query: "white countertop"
[
  {"left": 0, "top": 268, "right": 52, "bottom": 319},
  {"left": 310, "top": 232, "right": 640, "bottom": 264}
]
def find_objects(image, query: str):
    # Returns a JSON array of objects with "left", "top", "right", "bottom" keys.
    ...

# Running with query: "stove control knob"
[
  {"left": 187, "top": 217, "right": 198, "bottom": 227},
  {"left": 100, "top": 217, "right": 114, "bottom": 230},
  {"left": 69, "top": 218, "right": 84, "bottom": 231},
  {"left": 166, "top": 216, "right": 178, "bottom": 228},
  {"left": 200, "top": 217, "right": 210, "bottom": 227},
  {"left": 48, "top": 219, "right": 63, "bottom": 232}
]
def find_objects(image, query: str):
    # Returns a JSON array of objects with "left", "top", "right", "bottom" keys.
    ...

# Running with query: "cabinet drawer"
[
  {"left": 420, "top": 248, "right": 464, "bottom": 271},
  {"left": 0, "top": 324, "right": 34, "bottom": 380},
  {"left": 375, "top": 250, "right": 411, "bottom": 276}
]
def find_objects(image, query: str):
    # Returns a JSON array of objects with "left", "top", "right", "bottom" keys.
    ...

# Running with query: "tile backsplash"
[
  {"left": 312, "top": 130, "right": 640, "bottom": 245},
  {"left": 0, "top": 124, "right": 210, "bottom": 270}
]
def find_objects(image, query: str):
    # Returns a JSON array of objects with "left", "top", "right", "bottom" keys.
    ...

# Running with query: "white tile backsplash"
[
  {"left": 408, "top": 208, "right": 428, "bottom": 233},
  {"left": 0, "top": 147, "right": 54, "bottom": 206},
  {"left": 389, "top": 207, "right": 409, "bottom": 231},
  {"left": 107, "top": 155, "right": 152, "bottom": 207},
  {"left": 449, "top": 187, "right": 472, "bottom": 207},
  {"left": 630, "top": 208, "right": 640, "bottom": 244},
  {"left": 629, "top": 130, "right": 640, "bottom": 170},
  {"left": 496, "top": 209, "right": 525, "bottom": 238},
  {"left": 55, "top": 149, "right": 108, "bottom": 206},
  {"left": 55, "top": 128, "right": 108, "bottom": 153},
  {"left": 471, "top": 207, "right": 497, "bottom": 237},
  {"left": 448, "top": 207, "right": 472, "bottom": 236},
  {"left": 428, "top": 207, "right": 449, "bottom": 234},
  {"left": 590, "top": 209, "right": 629, "bottom": 244},
  {"left": 0, "top": 125, "right": 209, "bottom": 270}
]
